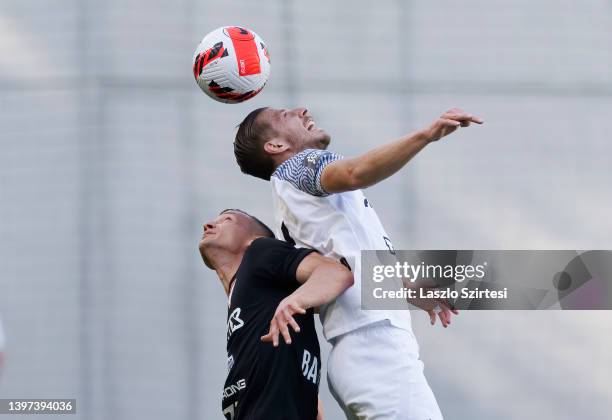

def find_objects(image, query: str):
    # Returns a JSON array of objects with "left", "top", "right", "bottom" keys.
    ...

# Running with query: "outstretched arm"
[
  {"left": 321, "top": 108, "right": 483, "bottom": 193},
  {"left": 261, "top": 252, "right": 353, "bottom": 346}
]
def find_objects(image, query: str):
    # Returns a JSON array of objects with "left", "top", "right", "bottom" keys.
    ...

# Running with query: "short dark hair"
[
  {"left": 234, "top": 107, "right": 276, "bottom": 180},
  {"left": 220, "top": 208, "right": 275, "bottom": 239}
]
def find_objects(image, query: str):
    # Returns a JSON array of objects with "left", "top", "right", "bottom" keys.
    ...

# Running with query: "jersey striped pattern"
[{"left": 272, "top": 149, "right": 342, "bottom": 197}]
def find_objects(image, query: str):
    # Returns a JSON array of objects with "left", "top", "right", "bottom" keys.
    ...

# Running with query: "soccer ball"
[{"left": 193, "top": 26, "right": 271, "bottom": 104}]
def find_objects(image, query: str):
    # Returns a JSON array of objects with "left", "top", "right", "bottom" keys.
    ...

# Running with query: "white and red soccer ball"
[{"left": 193, "top": 26, "right": 271, "bottom": 104}]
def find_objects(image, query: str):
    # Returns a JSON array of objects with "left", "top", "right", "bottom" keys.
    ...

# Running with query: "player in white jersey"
[{"left": 233, "top": 107, "right": 482, "bottom": 419}]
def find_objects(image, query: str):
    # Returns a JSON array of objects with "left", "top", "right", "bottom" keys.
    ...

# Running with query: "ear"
[{"left": 263, "top": 138, "right": 290, "bottom": 156}]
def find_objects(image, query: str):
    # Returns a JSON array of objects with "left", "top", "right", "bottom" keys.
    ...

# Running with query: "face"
[
  {"left": 258, "top": 107, "right": 331, "bottom": 152},
  {"left": 199, "top": 211, "right": 255, "bottom": 268}
]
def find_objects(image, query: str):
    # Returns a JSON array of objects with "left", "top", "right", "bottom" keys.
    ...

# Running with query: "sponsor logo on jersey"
[
  {"left": 301, "top": 349, "right": 320, "bottom": 385},
  {"left": 227, "top": 354, "right": 234, "bottom": 372},
  {"left": 227, "top": 307, "right": 245, "bottom": 340},
  {"left": 304, "top": 151, "right": 320, "bottom": 168},
  {"left": 223, "top": 378, "right": 246, "bottom": 400}
]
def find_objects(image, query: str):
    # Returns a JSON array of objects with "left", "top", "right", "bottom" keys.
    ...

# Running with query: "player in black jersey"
[{"left": 199, "top": 209, "right": 354, "bottom": 420}]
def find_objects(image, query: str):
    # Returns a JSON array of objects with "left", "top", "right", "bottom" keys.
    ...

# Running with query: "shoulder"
[
  {"left": 243, "top": 237, "right": 317, "bottom": 288},
  {"left": 272, "top": 149, "right": 343, "bottom": 196},
  {"left": 244, "top": 237, "right": 294, "bottom": 260},
  {"left": 273, "top": 149, "right": 342, "bottom": 178},
  {"left": 246, "top": 237, "right": 317, "bottom": 265}
]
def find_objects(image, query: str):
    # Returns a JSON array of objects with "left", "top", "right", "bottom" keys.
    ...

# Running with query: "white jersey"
[{"left": 271, "top": 149, "right": 412, "bottom": 340}]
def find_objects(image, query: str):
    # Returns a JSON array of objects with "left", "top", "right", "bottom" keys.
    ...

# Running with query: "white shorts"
[{"left": 327, "top": 320, "right": 443, "bottom": 420}]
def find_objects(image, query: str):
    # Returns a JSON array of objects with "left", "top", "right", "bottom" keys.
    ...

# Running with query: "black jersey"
[{"left": 222, "top": 237, "right": 321, "bottom": 420}]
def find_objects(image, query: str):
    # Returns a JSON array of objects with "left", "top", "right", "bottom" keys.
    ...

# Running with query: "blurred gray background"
[{"left": 1, "top": 0, "right": 611, "bottom": 419}]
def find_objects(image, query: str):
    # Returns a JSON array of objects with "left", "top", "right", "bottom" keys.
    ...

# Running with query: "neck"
[
  {"left": 273, "top": 150, "right": 296, "bottom": 172},
  {"left": 215, "top": 257, "right": 242, "bottom": 295},
  {"left": 208, "top": 240, "right": 255, "bottom": 295}
]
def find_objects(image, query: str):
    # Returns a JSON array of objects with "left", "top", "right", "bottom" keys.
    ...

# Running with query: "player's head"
[
  {"left": 234, "top": 107, "right": 331, "bottom": 180},
  {"left": 199, "top": 208, "right": 274, "bottom": 269}
]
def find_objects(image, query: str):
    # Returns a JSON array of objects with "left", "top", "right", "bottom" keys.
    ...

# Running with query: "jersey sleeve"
[
  {"left": 273, "top": 149, "right": 342, "bottom": 197},
  {"left": 246, "top": 237, "right": 316, "bottom": 290}
]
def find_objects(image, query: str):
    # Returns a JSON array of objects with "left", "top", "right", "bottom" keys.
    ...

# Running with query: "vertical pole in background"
[
  {"left": 77, "top": 1, "right": 112, "bottom": 418},
  {"left": 181, "top": 0, "right": 201, "bottom": 418},
  {"left": 281, "top": 0, "right": 297, "bottom": 107},
  {"left": 397, "top": 0, "right": 417, "bottom": 240},
  {"left": 76, "top": 0, "right": 93, "bottom": 418},
  {"left": 98, "top": 87, "right": 113, "bottom": 420}
]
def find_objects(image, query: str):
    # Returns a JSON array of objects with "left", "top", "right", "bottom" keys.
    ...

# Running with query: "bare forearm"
[
  {"left": 293, "top": 264, "right": 353, "bottom": 309},
  {"left": 321, "top": 109, "right": 483, "bottom": 193},
  {"left": 261, "top": 255, "right": 354, "bottom": 347},
  {"left": 346, "top": 129, "right": 430, "bottom": 189}
]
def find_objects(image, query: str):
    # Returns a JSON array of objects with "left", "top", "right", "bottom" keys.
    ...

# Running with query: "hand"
[
  {"left": 407, "top": 287, "right": 459, "bottom": 328},
  {"left": 424, "top": 108, "right": 483, "bottom": 142},
  {"left": 261, "top": 295, "right": 306, "bottom": 347},
  {"left": 427, "top": 302, "right": 459, "bottom": 328}
]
